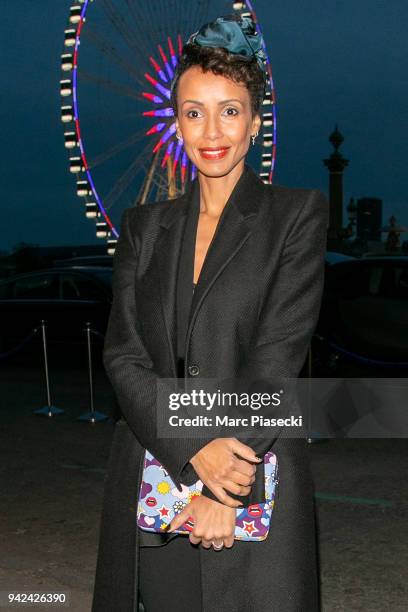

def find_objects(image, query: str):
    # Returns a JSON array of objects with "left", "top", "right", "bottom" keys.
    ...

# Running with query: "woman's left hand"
[{"left": 167, "top": 496, "right": 235, "bottom": 550}]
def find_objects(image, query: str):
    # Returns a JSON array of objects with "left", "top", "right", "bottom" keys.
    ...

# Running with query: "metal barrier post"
[
  {"left": 77, "top": 322, "right": 108, "bottom": 423},
  {"left": 33, "top": 320, "right": 64, "bottom": 417}
]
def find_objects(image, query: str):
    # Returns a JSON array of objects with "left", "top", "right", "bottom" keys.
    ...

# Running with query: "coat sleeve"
[
  {"left": 199, "top": 188, "right": 330, "bottom": 502},
  {"left": 103, "top": 207, "right": 211, "bottom": 488}
]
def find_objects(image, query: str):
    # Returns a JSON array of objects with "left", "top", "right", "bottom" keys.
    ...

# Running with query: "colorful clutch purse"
[{"left": 137, "top": 450, "right": 279, "bottom": 541}]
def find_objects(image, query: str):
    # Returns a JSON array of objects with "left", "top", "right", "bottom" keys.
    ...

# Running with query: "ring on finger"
[{"left": 212, "top": 540, "right": 224, "bottom": 551}]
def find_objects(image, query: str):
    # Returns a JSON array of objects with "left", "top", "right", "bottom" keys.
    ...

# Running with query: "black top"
[{"left": 176, "top": 181, "right": 201, "bottom": 376}]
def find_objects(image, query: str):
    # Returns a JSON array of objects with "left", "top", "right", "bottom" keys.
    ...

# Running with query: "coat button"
[{"left": 188, "top": 364, "right": 200, "bottom": 376}]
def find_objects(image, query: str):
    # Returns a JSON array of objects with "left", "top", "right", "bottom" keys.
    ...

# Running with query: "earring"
[
  {"left": 251, "top": 131, "right": 259, "bottom": 146},
  {"left": 176, "top": 133, "right": 183, "bottom": 142}
]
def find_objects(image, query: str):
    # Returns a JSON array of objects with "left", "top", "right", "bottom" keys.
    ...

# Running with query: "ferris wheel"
[{"left": 60, "top": 0, "right": 277, "bottom": 254}]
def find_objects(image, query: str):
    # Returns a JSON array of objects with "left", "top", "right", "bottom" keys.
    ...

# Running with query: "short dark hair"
[{"left": 170, "top": 43, "right": 266, "bottom": 117}]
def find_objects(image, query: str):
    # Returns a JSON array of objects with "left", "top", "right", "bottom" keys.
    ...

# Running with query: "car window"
[
  {"left": 61, "top": 274, "right": 102, "bottom": 301},
  {"left": 88, "top": 269, "right": 112, "bottom": 290},
  {"left": 14, "top": 275, "right": 59, "bottom": 299}
]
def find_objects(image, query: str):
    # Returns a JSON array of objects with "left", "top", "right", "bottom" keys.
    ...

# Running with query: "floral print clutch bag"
[{"left": 137, "top": 450, "right": 279, "bottom": 541}]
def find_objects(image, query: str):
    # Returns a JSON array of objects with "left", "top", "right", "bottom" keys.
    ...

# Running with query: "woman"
[{"left": 92, "top": 15, "right": 329, "bottom": 612}]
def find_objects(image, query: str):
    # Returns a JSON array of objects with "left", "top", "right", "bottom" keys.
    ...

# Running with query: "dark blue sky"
[{"left": 1, "top": 1, "right": 407, "bottom": 252}]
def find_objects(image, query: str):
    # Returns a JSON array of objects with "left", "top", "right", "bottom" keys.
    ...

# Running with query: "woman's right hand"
[{"left": 189, "top": 438, "right": 262, "bottom": 508}]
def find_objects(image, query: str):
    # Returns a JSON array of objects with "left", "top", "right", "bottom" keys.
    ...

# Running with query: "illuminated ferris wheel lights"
[
  {"left": 69, "top": 157, "right": 83, "bottom": 173},
  {"left": 142, "top": 92, "right": 164, "bottom": 104},
  {"left": 149, "top": 56, "right": 168, "bottom": 83},
  {"left": 161, "top": 141, "right": 175, "bottom": 168},
  {"left": 146, "top": 122, "right": 166, "bottom": 136},
  {"left": 64, "top": 132, "right": 77, "bottom": 149},
  {"left": 155, "top": 123, "right": 177, "bottom": 151},
  {"left": 172, "top": 141, "right": 183, "bottom": 174},
  {"left": 157, "top": 45, "right": 174, "bottom": 80},
  {"left": 96, "top": 222, "right": 108, "bottom": 238},
  {"left": 168, "top": 37, "right": 177, "bottom": 68},
  {"left": 143, "top": 108, "right": 174, "bottom": 118},
  {"left": 64, "top": 29, "right": 77, "bottom": 47},
  {"left": 159, "top": 123, "right": 176, "bottom": 144},
  {"left": 176, "top": 34, "right": 182, "bottom": 56},
  {"left": 86, "top": 211, "right": 98, "bottom": 219},
  {"left": 76, "top": 180, "right": 91, "bottom": 197},
  {"left": 152, "top": 140, "right": 164, "bottom": 154},
  {"left": 107, "top": 241, "right": 117, "bottom": 256},
  {"left": 181, "top": 150, "right": 188, "bottom": 175},
  {"left": 85, "top": 202, "right": 98, "bottom": 218},
  {"left": 60, "top": 79, "right": 73, "bottom": 97},
  {"left": 144, "top": 73, "right": 171, "bottom": 100},
  {"left": 69, "top": 6, "right": 82, "bottom": 24},
  {"left": 61, "top": 106, "right": 74, "bottom": 123},
  {"left": 158, "top": 45, "right": 168, "bottom": 64},
  {"left": 263, "top": 140, "right": 273, "bottom": 148},
  {"left": 262, "top": 113, "right": 273, "bottom": 127},
  {"left": 61, "top": 53, "right": 74, "bottom": 71}
]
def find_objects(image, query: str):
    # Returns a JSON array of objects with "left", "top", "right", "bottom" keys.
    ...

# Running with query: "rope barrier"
[
  {"left": 1, "top": 325, "right": 405, "bottom": 369},
  {"left": 0, "top": 327, "right": 39, "bottom": 361},
  {"left": 0, "top": 325, "right": 105, "bottom": 363},
  {"left": 314, "top": 334, "right": 408, "bottom": 368}
]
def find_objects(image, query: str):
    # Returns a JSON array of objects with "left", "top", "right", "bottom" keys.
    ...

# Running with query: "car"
[
  {"left": 313, "top": 254, "right": 408, "bottom": 375},
  {"left": 0, "top": 267, "right": 112, "bottom": 355},
  {"left": 56, "top": 255, "right": 113, "bottom": 268},
  {"left": 324, "top": 251, "right": 355, "bottom": 266}
]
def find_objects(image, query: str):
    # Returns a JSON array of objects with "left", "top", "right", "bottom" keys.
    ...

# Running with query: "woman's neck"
[{"left": 197, "top": 159, "right": 245, "bottom": 217}]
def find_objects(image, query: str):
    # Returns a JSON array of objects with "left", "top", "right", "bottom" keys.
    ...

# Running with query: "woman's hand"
[
  {"left": 189, "top": 437, "right": 262, "bottom": 507},
  {"left": 167, "top": 496, "right": 236, "bottom": 550}
]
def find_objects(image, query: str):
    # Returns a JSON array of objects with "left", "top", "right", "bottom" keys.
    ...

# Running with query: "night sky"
[{"left": 1, "top": 1, "right": 407, "bottom": 252}]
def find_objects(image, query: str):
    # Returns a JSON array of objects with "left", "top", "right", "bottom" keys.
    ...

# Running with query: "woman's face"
[{"left": 175, "top": 65, "right": 261, "bottom": 178}]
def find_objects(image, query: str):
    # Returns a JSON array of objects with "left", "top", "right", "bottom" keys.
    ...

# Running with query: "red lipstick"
[{"left": 199, "top": 146, "right": 230, "bottom": 160}]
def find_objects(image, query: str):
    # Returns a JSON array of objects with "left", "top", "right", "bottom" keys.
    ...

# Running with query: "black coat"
[{"left": 92, "top": 164, "right": 329, "bottom": 611}]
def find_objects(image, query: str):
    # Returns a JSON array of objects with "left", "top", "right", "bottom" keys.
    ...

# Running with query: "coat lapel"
[
  {"left": 154, "top": 164, "right": 266, "bottom": 372},
  {"left": 154, "top": 193, "right": 189, "bottom": 376}
]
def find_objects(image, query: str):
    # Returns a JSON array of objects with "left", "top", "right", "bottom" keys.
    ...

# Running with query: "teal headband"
[
  {"left": 188, "top": 15, "right": 267, "bottom": 74},
  {"left": 171, "top": 15, "right": 267, "bottom": 97}
]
